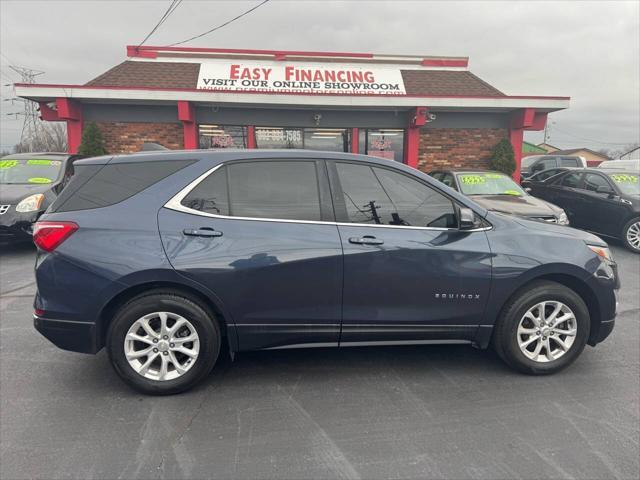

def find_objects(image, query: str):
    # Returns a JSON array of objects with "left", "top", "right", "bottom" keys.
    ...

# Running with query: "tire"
[
  {"left": 622, "top": 217, "right": 640, "bottom": 253},
  {"left": 106, "top": 290, "right": 221, "bottom": 395},
  {"left": 493, "top": 280, "right": 590, "bottom": 375}
]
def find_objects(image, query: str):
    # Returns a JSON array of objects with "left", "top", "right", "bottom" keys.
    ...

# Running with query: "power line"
[
  {"left": 550, "top": 126, "right": 636, "bottom": 146},
  {"left": 168, "top": 0, "right": 271, "bottom": 46},
  {"left": 137, "top": 0, "right": 183, "bottom": 48}
]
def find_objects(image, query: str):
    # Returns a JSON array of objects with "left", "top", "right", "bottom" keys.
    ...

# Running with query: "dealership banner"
[{"left": 197, "top": 62, "right": 406, "bottom": 95}]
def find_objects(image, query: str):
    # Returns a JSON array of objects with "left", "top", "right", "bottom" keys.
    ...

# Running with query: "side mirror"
[{"left": 459, "top": 207, "right": 477, "bottom": 230}]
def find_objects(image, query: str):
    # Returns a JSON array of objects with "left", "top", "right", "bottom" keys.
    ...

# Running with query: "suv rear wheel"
[
  {"left": 493, "top": 280, "right": 590, "bottom": 374},
  {"left": 106, "top": 290, "right": 220, "bottom": 395}
]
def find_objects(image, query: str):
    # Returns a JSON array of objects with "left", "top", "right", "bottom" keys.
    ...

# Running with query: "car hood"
[
  {"left": 505, "top": 213, "right": 608, "bottom": 247},
  {"left": 0, "top": 183, "right": 53, "bottom": 204},
  {"left": 470, "top": 194, "right": 562, "bottom": 217}
]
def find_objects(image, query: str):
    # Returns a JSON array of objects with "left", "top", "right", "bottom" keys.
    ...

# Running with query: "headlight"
[
  {"left": 557, "top": 211, "right": 569, "bottom": 225},
  {"left": 587, "top": 244, "right": 613, "bottom": 261},
  {"left": 15, "top": 194, "right": 45, "bottom": 213}
]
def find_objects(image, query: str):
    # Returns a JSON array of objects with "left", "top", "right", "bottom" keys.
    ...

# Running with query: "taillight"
[{"left": 33, "top": 221, "right": 78, "bottom": 252}]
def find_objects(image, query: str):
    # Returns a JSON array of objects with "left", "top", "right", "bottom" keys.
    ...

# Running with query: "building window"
[
  {"left": 199, "top": 125, "right": 247, "bottom": 149},
  {"left": 359, "top": 129, "right": 404, "bottom": 162},
  {"left": 255, "top": 127, "right": 350, "bottom": 152}
]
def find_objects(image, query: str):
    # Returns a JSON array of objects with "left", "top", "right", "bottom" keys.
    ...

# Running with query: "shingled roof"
[{"left": 86, "top": 61, "right": 505, "bottom": 97}]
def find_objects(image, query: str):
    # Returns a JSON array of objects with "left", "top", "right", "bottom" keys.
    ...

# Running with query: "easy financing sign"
[{"left": 197, "top": 62, "right": 406, "bottom": 95}]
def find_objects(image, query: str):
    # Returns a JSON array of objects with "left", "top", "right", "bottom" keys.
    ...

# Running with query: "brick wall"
[
  {"left": 417, "top": 128, "right": 508, "bottom": 172},
  {"left": 94, "top": 122, "right": 183, "bottom": 153}
]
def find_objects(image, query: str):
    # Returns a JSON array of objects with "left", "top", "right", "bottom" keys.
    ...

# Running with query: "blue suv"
[{"left": 33, "top": 151, "right": 619, "bottom": 394}]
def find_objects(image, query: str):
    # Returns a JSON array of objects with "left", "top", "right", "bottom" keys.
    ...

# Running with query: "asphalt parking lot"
[{"left": 0, "top": 242, "right": 638, "bottom": 480}]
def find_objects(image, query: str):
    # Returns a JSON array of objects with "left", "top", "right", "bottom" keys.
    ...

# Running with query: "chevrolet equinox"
[{"left": 32, "top": 151, "right": 619, "bottom": 394}]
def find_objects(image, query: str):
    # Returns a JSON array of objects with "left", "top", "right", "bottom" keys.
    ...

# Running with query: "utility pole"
[{"left": 8, "top": 65, "right": 45, "bottom": 148}]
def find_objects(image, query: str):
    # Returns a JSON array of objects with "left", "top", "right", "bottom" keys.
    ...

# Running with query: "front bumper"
[
  {"left": 34, "top": 315, "right": 99, "bottom": 354},
  {"left": 0, "top": 209, "right": 40, "bottom": 242}
]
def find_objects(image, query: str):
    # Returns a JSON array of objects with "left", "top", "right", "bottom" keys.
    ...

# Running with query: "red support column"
[
  {"left": 404, "top": 127, "right": 420, "bottom": 168},
  {"left": 246, "top": 126, "right": 256, "bottom": 148},
  {"left": 351, "top": 128, "right": 359, "bottom": 154},
  {"left": 177, "top": 101, "right": 198, "bottom": 149},
  {"left": 509, "top": 108, "right": 542, "bottom": 183},
  {"left": 403, "top": 107, "right": 428, "bottom": 168},
  {"left": 509, "top": 128, "right": 524, "bottom": 183},
  {"left": 56, "top": 98, "right": 83, "bottom": 154}
]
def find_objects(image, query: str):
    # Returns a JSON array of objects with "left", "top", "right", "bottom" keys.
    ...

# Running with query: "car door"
[
  {"left": 328, "top": 160, "right": 492, "bottom": 344},
  {"left": 158, "top": 159, "right": 343, "bottom": 351},
  {"left": 540, "top": 171, "right": 586, "bottom": 227},
  {"left": 581, "top": 172, "right": 628, "bottom": 236}
]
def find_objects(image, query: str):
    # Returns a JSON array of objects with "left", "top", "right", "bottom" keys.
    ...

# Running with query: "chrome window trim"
[{"left": 164, "top": 162, "right": 493, "bottom": 233}]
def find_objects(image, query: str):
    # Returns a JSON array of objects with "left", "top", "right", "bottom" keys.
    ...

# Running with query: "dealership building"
[{"left": 14, "top": 45, "right": 569, "bottom": 179}]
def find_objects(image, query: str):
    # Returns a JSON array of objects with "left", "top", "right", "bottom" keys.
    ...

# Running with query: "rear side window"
[
  {"left": 51, "top": 160, "right": 195, "bottom": 213},
  {"left": 560, "top": 157, "right": 579, "bottom": 167},
  {"left": 227, "top": 161, "right": 321, "bottom": 221}
]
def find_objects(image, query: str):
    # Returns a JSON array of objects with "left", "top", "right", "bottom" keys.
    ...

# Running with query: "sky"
[{"left": 1, "top": 0, "right": 639, "bottom": 154}]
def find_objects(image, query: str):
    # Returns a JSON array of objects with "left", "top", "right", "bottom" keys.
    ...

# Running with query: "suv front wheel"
[
  {"left": 493, "top": 280, "right": 590, "bottom": 374},
  {"left": 106, "top": 290, "right": 221, "bottom": 395}
]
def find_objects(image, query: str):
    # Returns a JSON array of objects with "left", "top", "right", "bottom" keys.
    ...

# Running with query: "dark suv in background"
[{"left": 32, "top": 151, "right": 618, "bottom": 394}]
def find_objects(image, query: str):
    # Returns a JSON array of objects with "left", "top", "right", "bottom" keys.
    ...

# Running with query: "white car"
[{"left": 598, "top": 159, "right": 640, "bottom": 170}]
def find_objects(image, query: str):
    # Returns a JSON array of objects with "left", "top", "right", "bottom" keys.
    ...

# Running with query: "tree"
[
  {"left": 489, "top": 138, "right": 516, "bottom": 176},
  {"left": 78, "top": 122, "right": 107, "bottom": 156}
]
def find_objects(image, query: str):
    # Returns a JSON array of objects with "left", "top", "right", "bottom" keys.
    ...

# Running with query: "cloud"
[{"left": 1, "top": 0, "right": 638, "bottom": 151}]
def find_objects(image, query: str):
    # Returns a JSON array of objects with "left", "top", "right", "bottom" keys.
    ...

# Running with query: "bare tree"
[{"left": 14, "top": 121, "right": 67, "bottom": 153}]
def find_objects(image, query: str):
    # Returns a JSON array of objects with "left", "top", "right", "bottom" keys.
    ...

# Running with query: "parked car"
[
  {"left": 0, "top": 152, "right": 82, "bottom": 242},
  {"left": 527, "top": 168, "right": 640, "bottom": 252},
  {"left": 33, "top": 151, "right": 618, "bottom": 394},
  {"left": 597, "top": 159, "right": 640, "bottom": 171},
  {"left": 521, "top": 155, "right": 586, "bottom": 179},
  {"left": 520, "top": 167, "right": 574, "bottom": 189},
  {"left": 428, "top": 169, "right": 569, "bottom": 225}
]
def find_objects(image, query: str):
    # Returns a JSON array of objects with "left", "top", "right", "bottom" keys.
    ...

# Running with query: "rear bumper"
[{"left": 34, "top": 315, "right": 99, "bottom": 354}]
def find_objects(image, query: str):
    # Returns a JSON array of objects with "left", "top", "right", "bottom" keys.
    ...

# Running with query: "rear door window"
[
  {"left": 560, "top": 157, "right": 580, "bottom": 167},
  {"left": 226, "top": 161, "right": 321, "bottom": 221}
]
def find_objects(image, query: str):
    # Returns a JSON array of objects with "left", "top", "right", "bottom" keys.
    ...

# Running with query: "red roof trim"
[
  {"left": 127, "top": 45, "right": 375, "bottom": 59},
  {"left": 15, "top": 83, "right": 570, "bottom": 101},
  {"left": 421, "top": 58, "right": 468, "bottom": 68}
]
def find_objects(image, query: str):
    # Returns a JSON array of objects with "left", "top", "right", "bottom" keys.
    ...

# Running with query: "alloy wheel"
[
  {"left": 124, "top": 312, "right": 200, "bottom": 381},
  {"left": 626, "top": 221, "right": 640, "bottom": 250},
  {"left": 517, "top": 301, "right": 577, "bottom": 363}
]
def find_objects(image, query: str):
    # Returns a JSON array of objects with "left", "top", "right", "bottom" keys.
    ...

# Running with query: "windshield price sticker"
[
  {"left": 0, "top": 160, "right": 18, "bottom": 169},
  {"left": 485, "top": 173, "right": 504, "bottom": 179},
  {"left": 27, "top": 177, "right": 52, "bottom": 184},
  {"left": 27, "top": 159, "right": 59, "bottom": 166},
  {"left": 611, "top": 174, "right": 638, "bottom": 184},
  {"left": 460, "top": 175, "right": 486, "bottom": 185}
]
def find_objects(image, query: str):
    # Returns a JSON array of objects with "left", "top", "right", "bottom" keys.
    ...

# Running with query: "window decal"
[
  {"left": 0, "top": 160, "right": 18, "bottom": 169},
  {"left": 27, "top": 177, "right": 53, "bottom": 184},
  {"left": 610, "top": 174, "right": 638, "bottom": 184}
]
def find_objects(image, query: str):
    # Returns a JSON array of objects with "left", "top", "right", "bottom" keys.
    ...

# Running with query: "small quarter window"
[{"left": 181, "top": 166, "right": 229, "bottom": 215}]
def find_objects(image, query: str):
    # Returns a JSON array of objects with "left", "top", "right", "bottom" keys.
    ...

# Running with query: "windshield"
[
  {"left": 521, "top": 157, "right": 538, "bottom": 168},
  {"left": 0, "top": 159, "right": 63, "bottom": 185},
  {"left": 457, "top": 172, "right": 527, "bottom": 196},
  {"left": 608, "top": 173, "right": 640, "bottom": 196}
]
